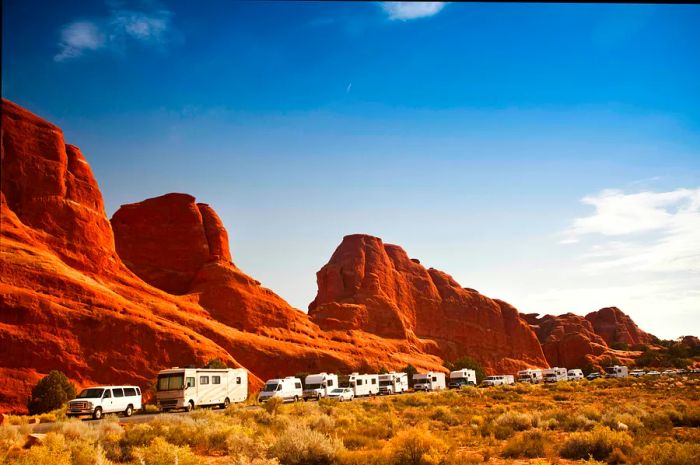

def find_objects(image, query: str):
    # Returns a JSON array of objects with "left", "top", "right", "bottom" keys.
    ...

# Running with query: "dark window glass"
[
  {"left": 295, "top": 382, "right": 302, "bottom": 389},
  {"left": 124, "top": 388, "right": 136, "bottom": 396},
  {"left": 113, "top": 388, "right": 124, "bottom": 397},
  {"left": 212, "top": 376, "right": 221, "bottom": 384},
  {"left": 236, "top": 377, "right": 241, "bottom": 384},
  {"left": 327, "top": 380, "right": 333, "bottom": 387},
  {"left": 103, "top": 390, "right": 111, "bottom": 399},
  {"left": 186, "top": 377, "right": 195, "bottom": 388},
  {"left": 200, "top": 376, "right": 209, "bottom": 385}
]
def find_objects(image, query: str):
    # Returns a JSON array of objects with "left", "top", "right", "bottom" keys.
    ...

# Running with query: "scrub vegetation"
[{"left": 1, "top": 376, "right": 699, "bottom": 465}]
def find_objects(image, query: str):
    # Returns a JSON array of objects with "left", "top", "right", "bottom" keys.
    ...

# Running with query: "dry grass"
[{"left": 1, "top": 376, "right": 699, "bottom": 465}]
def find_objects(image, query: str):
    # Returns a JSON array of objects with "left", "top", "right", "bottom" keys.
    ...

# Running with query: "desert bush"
[
  {"left": 429, "top": 406, "right": 459, "bottom": 426},
  {"left": 386, "top": 427, "right": 449, "bottom": 465},
  {"left": 494, "top": 411, "right": 535, "bottom": 431},
  {"left": 205, "top": 358, "right": 228, "bottom": 369},
  {"left": 27, "top": 371, "right": 76, "bottom": 415},
  {"left": 638, "top": 440, "right": 700, "bottom": 465},
  {"left": 502, "top": 430, "right": 547, "bottom": 458},
  {"left": 268, "top": 422, "right": 342, "bottom": 465},
  {"left": 133, "top": 436, "right": 199, "bottom": 465},
  {"left": 12, "top": 433, "right": 71, "bottom": 465},
  {"left": 263, "top": 397, "right": 284, "bottom": 415},
  {"left": 559, "top": 426, "right": 633, "bottom": 461},
  {"left": 602, "top": 412, "right": 643, "bottom": 432},
  {"left": 642, "top": 411, "right": 674, "bottom": 432}
]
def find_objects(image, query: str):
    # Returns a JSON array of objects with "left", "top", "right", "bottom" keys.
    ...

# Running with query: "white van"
[
  {"left": 604, "top": 365, "right": 629, "bottom": 378},
  {"left": 413, "top": 372, "right": 446, "bottom": 391},
  {"left": 517, "top": 369, "right": 543, "bottom": 384},
  {"left": 67, "top": 386, "right": 142, "bottom": 420},
  {"left": 347, "top": 373, "right": 379, "bottom": 397},
  {"left": 543, "top": 367, "right": 568, "bottom": 383},
  {"left": 481, "top": 375, "right": 515, "bottom": 386},
  {"left": 378, "top": 372, "right": 409, "bottom": 395},
  {"left": 156, "top": 368, "right": 247, "bottom": 412},
  {"left": 303, "top": 373, "right": 339, "bottom": 400},
  {"left": 258, "top": 376, "right": 303, "bottom": 402},
  {"left": 567, "top": 369, "right": 584, "bottom": 381},
  {"left": 448, "top": 369, "right": 477, "bottom": 389}
]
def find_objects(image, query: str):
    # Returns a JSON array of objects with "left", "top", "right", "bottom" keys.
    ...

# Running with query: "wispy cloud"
[
  {"left": 380, "top": 2, "right": 447, "bottom": 21},
  {"left": 55, "top": 3, "right": 176, "bottom": 62}
]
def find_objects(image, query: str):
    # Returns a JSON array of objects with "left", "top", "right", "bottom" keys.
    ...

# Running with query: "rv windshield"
[
  {"left": 157, "top": 373, "right": 185, "bottom": 391},
  {"left": 263, "top": 382, "right": 280, "bottom": 392},
  {"left": 76, "top": 388, "right": 104, "bottom": 398},
  {"left": 604, "top": 367, "right": 617, "bottom": 374}
]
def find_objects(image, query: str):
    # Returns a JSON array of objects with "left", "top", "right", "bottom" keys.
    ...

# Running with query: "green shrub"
[
  {"left": 559, "top": 426, "right": 633, "bottom": 461},
  {"left": 27, "top": 371, "right": 76, "bottom": 415},
  {"left": 443, "top": 357, "right": 486, "bottom": 383},
  {"left": 205, "top": 358, "right": 228, "bottom": 369},
  {"left": 132, "top": 436, "right": 199, "bottom": 465},
  {"left": 502, "top": 430, "right": 547, "bottom": 458},
  {"left": 268, "top": 423, "right": 342, "bottom": 465}
]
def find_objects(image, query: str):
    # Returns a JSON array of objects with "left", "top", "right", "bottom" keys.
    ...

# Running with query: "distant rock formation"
[{"left": 585, "top": 307, "right": 654, "bottom": 347}]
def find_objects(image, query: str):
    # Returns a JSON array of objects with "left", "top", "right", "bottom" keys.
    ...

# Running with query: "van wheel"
[
  {"left": 185, "top": 400, "right": 194, "bottom": 412},
  {"left": 93, "top": 407, "right": 103, "bottom": 420},
  {"left": 124, "top": 405, "right": 133, "bottom": 417}
]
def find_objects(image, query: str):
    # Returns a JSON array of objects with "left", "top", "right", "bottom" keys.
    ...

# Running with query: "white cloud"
[
  {"left": 54, "top": 5, "right": 175, "bottom": 62},
  {"left": 55, "top": 21, "right": 106, "bottom": 62},
  {"left": 381, "top": 2, "right": 447, "bottom": 21}
]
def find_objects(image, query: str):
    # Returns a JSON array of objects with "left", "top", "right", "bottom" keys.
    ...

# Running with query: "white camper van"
[
  {"left": 567, "top": 369, "right": 584, "bottom": 381},
  {"left": 517, "top": 369, "right": 543, "bottom": 384},
  {"left": 67, "top": 386, "right": 142, "bottom": 420},
  {"left": 347, "top": 373, "right": 379, "bottom": 397},
  {"left": 156, "top": 368, "right": 247, "bottom": 412},
  {"left": 604, "top": 365, "right": 629, "bottom": 378},
  {"left": 378, "top": 372, "right": 409, "bottom": 395},
  {"left": 303, "top": 373, "right": 339, "bottom": 400},
  {"left": 258, "top": 377, "right": 303, "bottom": 402},
  {"left": 481, "top": 375, "right": 515, "bottom": 386},
  {"left": 543, "top": 367, "right": 568, "bottom": 383},
  {"left": 413, "top": 372, "right": 446, "bottom": 391},
  {"left": 448, "top": 369, "right": 477, "bottom": 389}
]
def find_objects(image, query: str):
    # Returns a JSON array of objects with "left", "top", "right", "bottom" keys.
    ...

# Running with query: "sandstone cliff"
[{"left": 585, "top": 307, "right": 655, "bottom": 347}]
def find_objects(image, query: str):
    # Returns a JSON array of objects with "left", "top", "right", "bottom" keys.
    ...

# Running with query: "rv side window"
[
  {"left": 236, "top": 377, "right": 241, "bottom": 384},
  {"left": 432, "top": 377, "right": 437, "bottom": 382},
  {"left": 212, "top": 376, "right": 221, "bottom": 384},
  {"left": 372, "top": 379, "right": 376, "bottom": 384},
  {"left": 327, "top": 379, "right": 333, "bottom": 387},
  {"left": 186, "top": 377, "right": 195, "bottom": 387},
  {"left": 113, "top": 388, "right": 124, "bottom": 398},
  {"left": 295, "top": 382, "right": 302, "bottom": 389},
  {"left": 124, "top": 388, "right": 136, "bottom": 396},
  {"left": 200, "top": 376, "right": 210, "bottom": 385}
]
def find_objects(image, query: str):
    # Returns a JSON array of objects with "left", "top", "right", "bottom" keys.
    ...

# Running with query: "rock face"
[
  {"left": 585, "top": 307, "right": 654, "bottom": 347},
  {"left": 521, "top": 313, "right": 608, "bottom": 368},
  {"left": 309, "top": 234, "right": 549, "bottom": 373}
]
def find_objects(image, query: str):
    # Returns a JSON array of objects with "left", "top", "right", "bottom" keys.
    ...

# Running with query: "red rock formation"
[
  {"left": 585, "top": 307, "right": 654, "bottom": 347},
  {"left": 309, "top": 234, "right": 549, "bottom": 373},
  {"left": 522, "top": 313, "right": 608, "bottom": 368}
]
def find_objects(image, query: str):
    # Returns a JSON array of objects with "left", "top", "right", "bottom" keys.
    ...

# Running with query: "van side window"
[
  {"left": 103, "top": 390, "right": 111, "bottom": 398},
  {"left": 212, "top": 376, "right": 221, "bottom": 384},
  {"left": 124, "top": 388, "right": 136, "bottom": 396},
  {"left": 295, "top": 382, "right": 302, "bottom": 389},
  {"left": 113, "top": 388, "right": 124, "bottom": 398},
  {"left": 236, "top": 377, "right": 241, "bottom": 384},
  {"left": 186, "top": 377, "right": 195, "bottom": 388},
  {"left": 327, "top": 379, "right": 333, "bottom": 387},
  {"left": 200, "top": 376, "right": 209, "bottom": 385}
]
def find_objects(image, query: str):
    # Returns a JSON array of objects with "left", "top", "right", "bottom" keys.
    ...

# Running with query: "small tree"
[
  {"left": 379, "top": 367, "right": 389, "bottom": 374},
  {"left": 401, "top": 364, "right": 418, "bottom": 388},
  {"left": 205, "top": 358, "right": 228, "bottom": 369},
  {"left": 443, "top": 356, "right": 486, "bottom": 383},
  {"left": 27, "top": 370, "right": 76, "bottom": 415},
  {"left": 295, "top": 372, "right": 310, "bottom": 389}
]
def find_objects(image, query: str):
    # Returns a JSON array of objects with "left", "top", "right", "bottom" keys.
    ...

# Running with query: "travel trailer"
[
  {"left": 258, "top": 376, "right": 303, "bottom": 402},
  {"left": 303, "top": 372, "right": 339, "bottom": 400},
  {"left": 448, "top": 369, "right": 477, "bottom": 388},
  {"left": 567, "top": 369, "right": 584, "bottom": 381},
  {"left": 605, "top": 365, "right": 629, "bottom": 378},
  {"left": 378, "top": 372, "right": 409, "bottom": 395},
  {"left": 413, "top": 372, "right": 446, "bottom": 391},
  {"left": 156, "top": 368, "right": 247, "bottom": 411},
  {"left": 517, "top": 368, "right": 543, "bottom": 384},
  {"left": 543, "top": 367, "right": 568, "bottom": 383},
  {"left": 481, "top": 375, "right": 515, "bottom": 386},
  {"left": 347, "top": 373, "right": 379, "bottom": 397},
  {"left": 67, "top": 386, "right": 142, "bottom": 420}
]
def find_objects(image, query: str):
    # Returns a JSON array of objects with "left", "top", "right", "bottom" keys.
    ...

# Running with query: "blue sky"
[{"left": 3, "top": 1, "right": 699, "bottom": 339}]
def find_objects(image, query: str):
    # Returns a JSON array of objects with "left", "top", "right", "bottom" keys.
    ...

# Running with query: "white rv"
[
  {"left": 604, "top": 365, "right": 629, "bottom": 378},
  {"left": 67, "top": 386, "right": 142, "bottom": 420},
  {"left": 378, "top": 372, "right": 409, "bottom": 395},
  {"left": 481, "top": 375, "right": 515, "bottom": 386},
  {"left": 303, "top": 373, "right": 339, "bottom": 400},
  {"left": 156, "top": 368, "right": 247, "bottom": 412},
  {"left": 413, "top": 372, "right": 446, "bottom": 391},
  {"left": 567, "top": 369, "right": 584, "bottom": 381},
  {"left": 448, "top": 369, "right": 477, "bottom": 388},
  {"left": 258, "top": 377, "right": 303, "bottom": 402},
  {"left": 517, "top": 368, "right": 543, "bottom": 384},
  {"left": 347, "top": 373, "right": 379, "bottom": 397},
  {"left": 543, "top": 367, "right": 568, "bottom": 383}
]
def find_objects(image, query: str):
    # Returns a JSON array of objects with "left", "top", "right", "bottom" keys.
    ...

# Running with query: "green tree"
[
  {"left": 401, "top": 364, "right": 418, "bottom": 388},
  {"left": 379, "top": 367, "right": 389, "bottom": 374},
  {"left": 205, "top": 358, "right": 228, "bottom": 369},
  {"left": 27, "top": 370, "right": 76, "bottom": 415},
  {"left": 295, "top": 372, "right": 310, "bottom": 389},
  {"left": 443, "top": 356, "right": 486, "bottom": 383}
]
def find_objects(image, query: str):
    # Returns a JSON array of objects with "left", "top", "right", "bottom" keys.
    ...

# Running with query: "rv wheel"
[
  {"left": 124, "top": 405, "right": 133, "bottom": 417},
  {"left": 93, "top": 407, "right": 103, "bottom": 420},
  {"left": 222, "top": 398, "right": 230, "bottom": 409},
  {"left": 294, "top": 395, "right": 299, "bottom": 402},
  {"left": 186, "top": 400, "right": 194, "bottom": 412}
]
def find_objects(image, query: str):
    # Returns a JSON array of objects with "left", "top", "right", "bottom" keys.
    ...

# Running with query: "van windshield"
[
  {"left": 306, "top": 383, "right": 322, "bottom": 389},
  {"left": 76, "top": 388, "right": 104, "bottom": 399},
  {"left": 157, "top": 374, "right": 184, "bottom": 391},
  {"left": 263, "top": 382, "right": 280, "bottom": 392}
]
